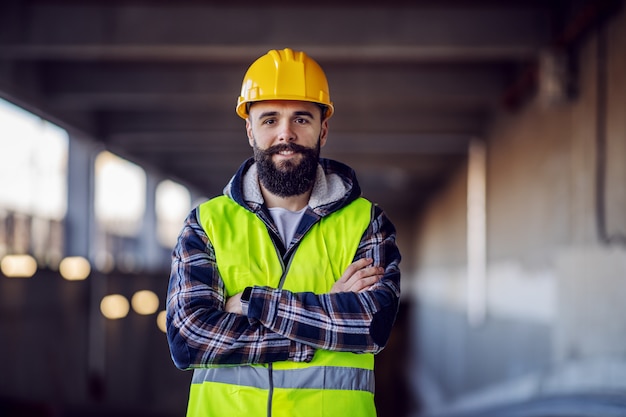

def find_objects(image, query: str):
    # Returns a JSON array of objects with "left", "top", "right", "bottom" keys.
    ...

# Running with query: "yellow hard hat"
[{"left": 236, "top": 48, "right": 334, "bottom": 120}]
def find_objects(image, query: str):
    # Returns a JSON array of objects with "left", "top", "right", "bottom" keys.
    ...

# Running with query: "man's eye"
[
  {"left": 295, "top": 118, "right": 309, "bottom": 124},
  {"left": 262, "top": 119, "right": 275, "bottom": 125}
]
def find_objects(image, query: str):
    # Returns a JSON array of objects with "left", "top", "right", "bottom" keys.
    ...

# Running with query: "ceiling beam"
[
  {"left": 0, "top": 44, "right": 539, "bottom": 64},
  {"left": 0, "top": 4, "right": 551, "bottom": 63}
]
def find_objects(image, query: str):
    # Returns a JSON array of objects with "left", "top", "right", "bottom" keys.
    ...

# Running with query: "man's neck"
[{"left": 260, "top": 184, "right": 311, "bottom": 211}]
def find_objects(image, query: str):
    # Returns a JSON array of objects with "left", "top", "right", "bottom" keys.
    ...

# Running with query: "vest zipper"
[
  {"left": 262, "top": 211, "right": 319, "bottom": 417},
  {"left": 265, "top": 221, "right": 301, "bottom": 290},
  {"left": 267, "top": 363, "right": 274, "bottom": 417},
  {"left": 265, "top": 227, "right": 290, "bottom": 417},
  {"left": 276, "top": 218, "right": 318, "bottom": 289},
  {"left": 277, "top": 245, "right": 300, "bottom": 290}
]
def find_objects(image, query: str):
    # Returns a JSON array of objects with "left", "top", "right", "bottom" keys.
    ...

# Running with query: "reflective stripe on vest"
[
  {"left": 192, "top": 365, "right": 375, "bottom": 393},
  {"left": 194, "top": 196, "right": 376, "bottom": 417}
]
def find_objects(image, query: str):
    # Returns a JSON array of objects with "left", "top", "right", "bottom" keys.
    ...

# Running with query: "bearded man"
[{"left": 166, "top": 48, "right": 401, "bottom": 417}]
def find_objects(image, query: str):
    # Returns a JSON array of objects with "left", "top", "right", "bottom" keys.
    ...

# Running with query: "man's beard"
[{"left": 253, "top": 140, "right": 320, "bottom": 197}]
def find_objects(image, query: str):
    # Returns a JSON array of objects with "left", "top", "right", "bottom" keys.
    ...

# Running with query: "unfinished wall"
[{"left": 411, "top": 6, "right": 626, "bottom": 412}]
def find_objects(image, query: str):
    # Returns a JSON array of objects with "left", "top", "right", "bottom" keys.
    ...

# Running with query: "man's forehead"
[{"left": 248, "top": 100, "right": 320, "bottom": 117}]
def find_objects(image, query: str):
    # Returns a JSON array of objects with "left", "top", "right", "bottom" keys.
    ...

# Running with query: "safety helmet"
[{"left": 236, "top": 48, "right": 334, "bottom": 120}]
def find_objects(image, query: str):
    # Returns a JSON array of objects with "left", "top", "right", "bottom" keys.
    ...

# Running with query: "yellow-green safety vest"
[{"left": 189, "top": 196, "right": 376, "bottom": 417}]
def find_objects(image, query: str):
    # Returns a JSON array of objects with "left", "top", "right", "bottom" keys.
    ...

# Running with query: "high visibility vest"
[{"left": 189, "top": 196, "right": 375, "bottom": 417}]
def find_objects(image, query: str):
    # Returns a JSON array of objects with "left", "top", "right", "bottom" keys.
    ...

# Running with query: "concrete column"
[
  {"left": 66, "top": 133, "right": 107, "bottom": 397},
  {"left": 138, "top": 172, "right": 162, "bottom": 272},
  {"left": 65, "top": 134, "right": 99, "bottom": 259}
]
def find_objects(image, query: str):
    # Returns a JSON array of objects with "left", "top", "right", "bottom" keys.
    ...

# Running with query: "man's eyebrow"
[
  {"left": 257, "top": 110, "right": 316, "bottom": 119},
  {"left": 257, "top": 111, "right": 278, "bottom": 119},
  {"left": 293, "top": 111, "right": 315, "bottom": 118}
]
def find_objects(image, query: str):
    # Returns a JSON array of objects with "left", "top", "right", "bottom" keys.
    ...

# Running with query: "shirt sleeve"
[
  {"left": 166, "top": 208, "right": 315, "bottom": 370},
  {"left": 245, "top": 205, "right": 401, "bottom": 354}
]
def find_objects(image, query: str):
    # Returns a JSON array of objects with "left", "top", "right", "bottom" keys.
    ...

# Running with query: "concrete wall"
[{"left": 410, "top": 6, "right": 626, "bottom": 413}]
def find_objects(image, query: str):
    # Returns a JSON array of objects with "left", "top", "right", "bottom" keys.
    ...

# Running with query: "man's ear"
[
  {"left": 246, "top": 119, "right": 254, "bottom": 147},
  {"left": 319, "top": 119, "right": 329, "bottom": 148}
]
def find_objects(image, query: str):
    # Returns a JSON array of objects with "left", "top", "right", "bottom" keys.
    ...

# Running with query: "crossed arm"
[
  {"left": 166, "top": 207, "right": 401, "bottom": 369},
  {"left": 225, "top": 257, "right": 384, "bottom": 314}
]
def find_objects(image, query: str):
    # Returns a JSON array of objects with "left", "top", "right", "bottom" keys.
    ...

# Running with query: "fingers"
[
  {"left": 332, "top": 258, "right": 385, "bottom": 293},
  {"left": 225, "top": 292, "right": 243, "bottom": 314},
  {"left": 345, "top": 265, "right": 384, "bottom": 292},
  {"left": 350, "top": 273, "right": 381, "bottom": 292},
  {"left": 337, "top": 257, "right": 373, "bottom": 283}
]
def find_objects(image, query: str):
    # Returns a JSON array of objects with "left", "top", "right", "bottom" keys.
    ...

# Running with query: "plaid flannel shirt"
[{"left": 166, "top": 158, "right": 401, "bottom": 369}]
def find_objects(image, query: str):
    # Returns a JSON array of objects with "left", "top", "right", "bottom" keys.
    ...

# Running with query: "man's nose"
[{"left": 277, "top": 121, "right": 296, "bottom": 142}]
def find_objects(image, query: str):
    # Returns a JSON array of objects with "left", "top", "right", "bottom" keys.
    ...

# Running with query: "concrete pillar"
[
  {"left": 66, "top": 133, "right": 107, "bottom": 397},
  {"left": 138, "top": 172, "right": 162, "bottom": 272},
  {"left": 65, "top": 134, "right": 99, "bottom": 259}
]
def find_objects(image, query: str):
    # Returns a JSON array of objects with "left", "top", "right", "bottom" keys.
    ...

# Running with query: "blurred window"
[
  {"left": 156, "top": 179, "right": 191, "bottom": 247},
  {"left": 0, "top": 98, "right": 68, "bottom": 220},
  {"left": 94, "top": 151, "right": 146, "bottom": 237}
]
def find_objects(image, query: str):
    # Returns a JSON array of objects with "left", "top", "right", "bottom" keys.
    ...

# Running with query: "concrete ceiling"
[{"left": 0, "top": 0, "right": 603, "bottom": 225}]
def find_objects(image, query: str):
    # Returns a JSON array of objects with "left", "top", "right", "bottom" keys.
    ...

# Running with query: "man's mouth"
[{"left": 271, "top": 145, "right": 302, "bottom": 157}]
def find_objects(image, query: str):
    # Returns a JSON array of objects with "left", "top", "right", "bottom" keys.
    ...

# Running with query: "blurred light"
[
  {"left": 156, "top": 310, "right": 167, "bottom": 333},
  {"left": 131, "top": 290, "right": 159, "bottom": 315},
  {"left": 59, "top": 256, "right": 91, "bottom": 281},
  {"left": 100, "top": 294, "right": 130, "bottom": 319},
  {"left": 1, "top": 254, "right": 37, "bottom": 278}
]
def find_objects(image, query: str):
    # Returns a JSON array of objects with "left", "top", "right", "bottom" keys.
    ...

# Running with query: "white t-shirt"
[{"left": 268, "top": 206, "right": 307, "bottom": 248}]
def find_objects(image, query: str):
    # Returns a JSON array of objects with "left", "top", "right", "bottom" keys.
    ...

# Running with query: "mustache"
[{"left": 264, "top": 143, "right": 311, "bottom": 155}]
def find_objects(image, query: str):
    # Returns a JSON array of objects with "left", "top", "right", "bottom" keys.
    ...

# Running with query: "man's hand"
[
  {"left": 225, "top": 292, "right": 243, "bottom": 315},
  {"left": 331, "top": 258, "right": 384, "bottom": 293}
]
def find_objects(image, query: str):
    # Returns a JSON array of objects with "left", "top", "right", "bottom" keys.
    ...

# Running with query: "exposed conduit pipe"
[{"left": 594, "top": 21, "right": 626, "bottom": 246}]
